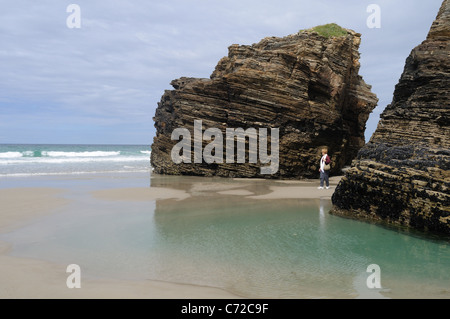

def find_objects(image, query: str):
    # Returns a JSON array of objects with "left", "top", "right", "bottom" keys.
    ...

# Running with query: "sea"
[{"left": 0, "top": 144, "right": 151, "bottom": 177}]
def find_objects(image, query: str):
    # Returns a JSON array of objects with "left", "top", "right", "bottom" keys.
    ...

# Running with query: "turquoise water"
[
  {"left": 0, "top": 144, "right": 151, "bottom": 176},
  {"left": 2, "top": 174, "right": 449, "bottom": 299}
]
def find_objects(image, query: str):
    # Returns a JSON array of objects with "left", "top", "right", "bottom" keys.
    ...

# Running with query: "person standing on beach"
[{"left": 318, "top": 148, "right": 331, "bottom": 190}]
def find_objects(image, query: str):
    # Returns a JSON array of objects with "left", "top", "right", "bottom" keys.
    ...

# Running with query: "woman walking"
[{"left": 318, "top": 148, "right": 331, "bottom": 190}]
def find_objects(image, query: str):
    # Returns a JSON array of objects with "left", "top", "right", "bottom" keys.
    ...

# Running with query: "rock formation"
[
  {"left": 151, "top": 24, "right": 377, "bottom": 178},
  {"left": 331, "top": 0, "right": 450, "bottom": 235}
]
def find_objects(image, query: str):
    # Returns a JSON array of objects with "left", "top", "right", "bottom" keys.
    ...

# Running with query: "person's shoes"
[
  {"left": 326, "top": 187, "right": 330, "bottom": 190},
  {"left": 318, "top": 187, "right": 324, "bottom": 190}
]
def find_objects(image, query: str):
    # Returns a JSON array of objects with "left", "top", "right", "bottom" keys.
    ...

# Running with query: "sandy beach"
[
  {"left": 0, "top": 174, "right": 342, "bottom": 299},
  {"left": 0, "top": 185, "right": 243, "bottom": 298},
  {"left": 92, "top": 176, "right": 341, "bottom": 202}
]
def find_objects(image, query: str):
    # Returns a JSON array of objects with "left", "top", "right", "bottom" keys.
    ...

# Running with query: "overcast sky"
[{"left": 0, "top": 0, "right": 443, "bottom": 145}]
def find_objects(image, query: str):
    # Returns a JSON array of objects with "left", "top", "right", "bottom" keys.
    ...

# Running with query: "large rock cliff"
[
  {"left": 151, "top": 24, "right": 377, "bottom": 178},
  {"left": 331, "top": 0, "right": 450, "bottom": 235}
]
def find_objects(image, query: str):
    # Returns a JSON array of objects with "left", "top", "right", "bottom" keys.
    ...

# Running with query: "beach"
[
  {"left": 0, "top": 185, "right": 239, "bottom": 298},
  {"left": 0, "top": 173, "right": 340, "bottom": 299},
  {"left": 1, "top": 172, "right": 449, "bottom": 299}
]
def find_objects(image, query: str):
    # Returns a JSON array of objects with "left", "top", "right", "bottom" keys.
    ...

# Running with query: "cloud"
[{"left": 0, "top": 0, "right": 444, "bottom": 144}]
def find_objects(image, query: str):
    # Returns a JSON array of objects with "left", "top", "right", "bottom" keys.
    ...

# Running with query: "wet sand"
[
  {"left": 0, "top": 175, "right": 342, "bottom": 299},
  {"left": 0, "top": 188, "right": 69, "bottom": 233},
  {"left": 92, "top": 176, "right": 342, "bottom": 202},
  {"left": 0, "top": 186, "right": 239, "bottom": 298}
]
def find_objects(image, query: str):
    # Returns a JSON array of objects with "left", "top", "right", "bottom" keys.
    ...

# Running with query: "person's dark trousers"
[{"left": 320, "top": 170, "right": 329, "bottom": 187}]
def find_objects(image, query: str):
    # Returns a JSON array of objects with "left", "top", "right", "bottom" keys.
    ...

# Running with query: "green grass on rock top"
[{"left": 301, "top": 23, "right": 348, "bottom": 38}]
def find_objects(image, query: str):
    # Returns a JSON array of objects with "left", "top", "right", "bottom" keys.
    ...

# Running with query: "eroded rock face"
[
  {"left": 331, "top": 0, "right": 450, "bottom": 235},
  {"left": 151, "top": 26, "right": 377, "bottom": 178}
]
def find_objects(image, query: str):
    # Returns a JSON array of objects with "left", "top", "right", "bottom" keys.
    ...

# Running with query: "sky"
[{"left": 0, "top": 0, "right": 443, "bottom": 145}]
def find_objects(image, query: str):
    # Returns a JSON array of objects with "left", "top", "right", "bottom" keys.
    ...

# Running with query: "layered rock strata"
[
  {"left": 151, "top": 25, "right": 377, "bottom": 178},
  {"left": 331, "top": 0, "right": 450, "bottom": 235}
]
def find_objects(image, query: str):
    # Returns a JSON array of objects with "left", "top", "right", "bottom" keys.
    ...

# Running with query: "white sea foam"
[
  {"left": 0, "top": 156, "right": 147, "bottom": 165},
  {"left": 0, "top": 152, "right": 23, "bottom": 158},
  {"left": 42, "top": 151, "right": 121, "bottom": 157},
  {"left": 22, "top": 151, "right": 35, "bottom": 157},
  {"left": 0, "top": 169, "right": 150, "bottom": 178},
  {"left": 0, "top": 145, "right": 151, "bottom": 176}
]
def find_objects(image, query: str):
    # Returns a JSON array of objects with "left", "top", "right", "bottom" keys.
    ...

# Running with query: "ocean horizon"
[{"left": 0, "top": 143, "right": 152, "bottom": 177}]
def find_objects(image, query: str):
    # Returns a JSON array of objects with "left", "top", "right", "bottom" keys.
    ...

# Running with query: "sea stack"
[
  {"left": 331, "top": 0, "right": 450, "bottom": 234},
  {"left": 151, "top": 24, "right": 377, "bottom": 178}
]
